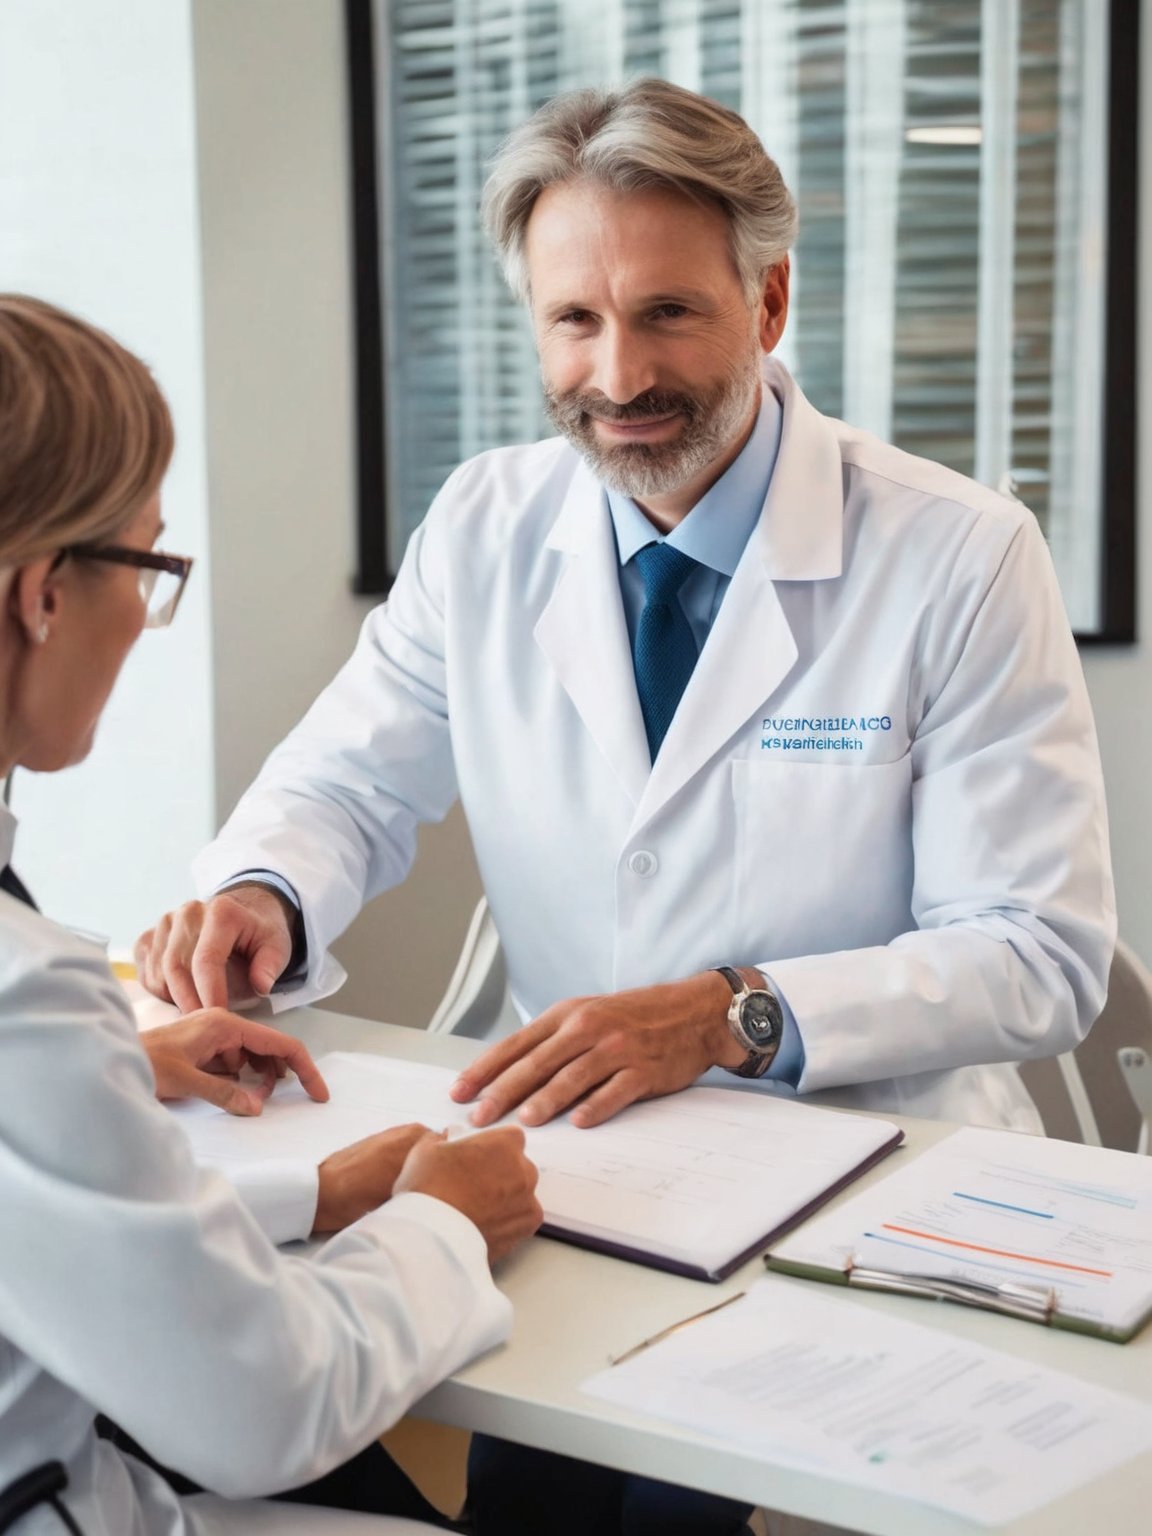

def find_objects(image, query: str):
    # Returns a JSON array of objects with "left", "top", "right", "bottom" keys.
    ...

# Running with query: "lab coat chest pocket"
[{"left": 732, "top": 755, "right": 915, "bottom": 959}]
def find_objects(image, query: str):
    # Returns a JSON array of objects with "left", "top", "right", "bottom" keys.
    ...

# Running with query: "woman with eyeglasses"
[{"left": 0, "top": 294, "right": 542, "bottom": 1536}]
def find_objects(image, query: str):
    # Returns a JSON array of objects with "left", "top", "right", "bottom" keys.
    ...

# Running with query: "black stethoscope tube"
[{"left": 0, "top": 1462, "right": 83, "bottom": 1535}]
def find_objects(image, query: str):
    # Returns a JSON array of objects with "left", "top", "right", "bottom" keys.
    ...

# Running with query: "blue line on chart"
[
  {"left": 1042, "top": 1182, "right": 1137, "bottom": 1210},
  {"left": 983, "top": 1164, "right": 1137, "bottom": 1210},
  {"left": 953, "top": 1191, "right": 1053, "bottom": 1219}
]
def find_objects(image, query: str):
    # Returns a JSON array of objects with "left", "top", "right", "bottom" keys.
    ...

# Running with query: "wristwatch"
[{"left": 713, "top": 965, "right": 784, "bottom": 1078}]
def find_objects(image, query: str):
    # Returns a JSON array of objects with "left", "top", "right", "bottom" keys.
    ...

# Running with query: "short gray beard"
[{"left": 543, "top": 347, "right": 763, "bottom": 498}]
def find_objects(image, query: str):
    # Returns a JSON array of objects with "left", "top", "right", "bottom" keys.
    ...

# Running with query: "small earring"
[{"left": 35, "top": 622, "right": 49, "bottom": 644}]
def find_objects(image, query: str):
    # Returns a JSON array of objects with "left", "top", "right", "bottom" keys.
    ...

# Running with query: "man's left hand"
[
  {"left": 142, "top": 1010, "right": 330, "bottom": 1116},
  {"left": 449, "top": 971, "right": 745, "bottom": 1129}
]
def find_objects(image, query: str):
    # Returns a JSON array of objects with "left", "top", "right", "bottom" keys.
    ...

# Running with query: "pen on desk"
[
  {"left": 839, "top": 1259, "right": 1055, "bottom": 1322},
  {"left": 608, "top": 1291, "right": 746, "bottom": 1367}
]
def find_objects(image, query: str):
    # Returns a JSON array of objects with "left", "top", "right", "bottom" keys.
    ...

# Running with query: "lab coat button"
[{"left": 628, "top": 850, "right": 658, "bottom": 877}]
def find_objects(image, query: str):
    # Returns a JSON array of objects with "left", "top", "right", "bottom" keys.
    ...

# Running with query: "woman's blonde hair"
[
  {"left": 0, "top": 294, "right": 174, "bottom": 567},
  {"left": 481, "top": 78, "right": 797, "bottom": 305}
]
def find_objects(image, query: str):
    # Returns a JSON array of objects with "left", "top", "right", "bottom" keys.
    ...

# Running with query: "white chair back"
[
  {"left": 1018, "top": 939, "right": 1152, "bottom": 1153},
  {"left": 426, "top": 897, "right": 519, "bottom": 1040}
]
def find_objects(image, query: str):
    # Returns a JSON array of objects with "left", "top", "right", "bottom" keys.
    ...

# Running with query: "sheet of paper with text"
[{"left": 583, "top": 1279, "right": 1152, "bottom": 1525}]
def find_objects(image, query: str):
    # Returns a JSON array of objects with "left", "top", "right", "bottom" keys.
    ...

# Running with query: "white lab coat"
[
  {"left": 196, "top": 359, "right": 1114, "bottom": 1131},
  {"left": 0, "top": 827, "right": 509, "bottom": 1534}
]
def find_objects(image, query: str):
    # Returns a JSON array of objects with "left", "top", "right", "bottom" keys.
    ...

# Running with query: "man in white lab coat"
[{"left": 139, "top": 78, "right": 1113, "bottom": 1533}]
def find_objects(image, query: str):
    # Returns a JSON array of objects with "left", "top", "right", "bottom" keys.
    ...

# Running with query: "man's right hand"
[
  {"left": 135, "top": 884, "right": 298, "bottom": 1013},
  {"left": 394, "top": 1126, "right": 543, "bottom": 1264}
]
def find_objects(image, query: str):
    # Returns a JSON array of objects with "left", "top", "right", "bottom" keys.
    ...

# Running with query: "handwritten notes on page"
[
  {"left": 523, "top": 1077, "right": 899, "bottom": 1277},
  {"left": 583, "top": 1280, "right": 1152, "bottom": 1525},
  {"left": 170, "top": 1051, "right": 900, "bottom": 1278}
]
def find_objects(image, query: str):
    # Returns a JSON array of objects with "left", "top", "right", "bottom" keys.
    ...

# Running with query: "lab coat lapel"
[
  {"left": 533, "top": 462, "right": 651, "bottom": 804},
  {"left": 635, "top": 362, "right": 846, "bottom": 827}
]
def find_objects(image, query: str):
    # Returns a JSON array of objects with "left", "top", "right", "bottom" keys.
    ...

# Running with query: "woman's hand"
[
  {"left": 394, "top": 1126, "right": 543, "bottom": 1263},
  {"left": 314, "top": 1125, "right": 544, "bottom": 1260},
  {"left": 142, "top": 1009, "right": 329, "bottom": 1116},
  {"left": 313, "top": 1124, "right": 431, "bottom": 1233}
]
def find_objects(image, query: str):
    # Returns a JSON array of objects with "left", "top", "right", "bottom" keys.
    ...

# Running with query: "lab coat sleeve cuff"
[
  {"left": 226, "top": 1158, "right": 319, "bottom": 1245},
  {"left": 263, "top": 949, "right": 348, "bottom": 1014},
  {"left": 347, "top": 1190, "right": 512, "bottom": 1351},
  {"left": 383, "top": 1190, "right": 493, "bottom": 1266},
  {"left": 758, "top": 970, "right": 805, "bottom": 1087}
]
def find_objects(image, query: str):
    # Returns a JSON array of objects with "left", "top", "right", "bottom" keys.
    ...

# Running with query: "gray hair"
[{"left": 481, "top": 78, "right": 797, "bottom": 305}]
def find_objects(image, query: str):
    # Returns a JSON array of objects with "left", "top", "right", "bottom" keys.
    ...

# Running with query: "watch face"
[{"left": 738, "top": 990, "right": 783, "bottom": 1048}]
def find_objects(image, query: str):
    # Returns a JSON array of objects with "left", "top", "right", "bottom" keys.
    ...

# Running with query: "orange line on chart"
[{"left": 881, "top": 1225, "right": 1112, "bottom": 1278}]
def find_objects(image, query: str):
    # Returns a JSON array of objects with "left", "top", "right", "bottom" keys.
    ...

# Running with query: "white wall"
[{"left": 0, "top": 0, "right": 216, "bottom": 946}]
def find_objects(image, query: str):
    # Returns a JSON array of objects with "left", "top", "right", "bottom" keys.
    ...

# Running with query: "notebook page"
[
  {"left": 171, "top": 1052, "right": 900, "bottom": 1272},
  {"left": 523, "top": 1086, "right": 900, "bottom": 1271}
]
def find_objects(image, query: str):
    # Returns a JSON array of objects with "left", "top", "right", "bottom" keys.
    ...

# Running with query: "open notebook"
[{"left": 170, "top": 1051, "right": 902, "bottom": 1281}]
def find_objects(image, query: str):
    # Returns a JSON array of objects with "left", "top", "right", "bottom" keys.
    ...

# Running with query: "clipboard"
[
  {"left": 762, "top": 1125, "right": 1152, "bottom": 1344},
  {"left": 768, "top": 1253, "right": 1152, "bottom": 1339},
  {"left": 762, "top": 1250, "right": 1152, "bottom": 1341}
]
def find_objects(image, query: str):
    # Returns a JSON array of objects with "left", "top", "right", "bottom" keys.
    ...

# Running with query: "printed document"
[{"left": 583, "top": 1280, "right": 1152, "bottom": 1525}]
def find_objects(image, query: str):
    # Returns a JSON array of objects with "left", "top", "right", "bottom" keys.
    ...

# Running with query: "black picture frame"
[
  {"left": 346, "top": 0, "right": 390, "bottom": 596},
  {"left": 345, "top": 0, "right": 1138, "bottom": 641},
  {"left": 1087, "top": 0, "right": 1139, "bottom": 645}
]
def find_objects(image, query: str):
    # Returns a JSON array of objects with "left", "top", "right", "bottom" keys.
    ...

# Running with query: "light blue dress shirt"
[{"left": 606, "top": 385, "right": 806, "bottom": 1087}]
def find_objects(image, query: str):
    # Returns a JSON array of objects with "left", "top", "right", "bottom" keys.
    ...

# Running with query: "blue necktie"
[{"left": 632, "top": 542, "right": 700, "bottom": 762}]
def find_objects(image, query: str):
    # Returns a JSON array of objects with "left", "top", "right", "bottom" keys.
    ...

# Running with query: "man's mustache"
[{"left": 547, "top": 388, "right": 700, "bottom": 424}]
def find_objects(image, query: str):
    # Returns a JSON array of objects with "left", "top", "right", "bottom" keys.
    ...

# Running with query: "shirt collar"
[{"left": 607, "top": 384, "right": 784, "bottom": 576}]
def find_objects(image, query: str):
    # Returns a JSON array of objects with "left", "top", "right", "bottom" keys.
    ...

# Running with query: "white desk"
[{"left": 264, "top": 1005, "right": 1152, "bottom": 1534}]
